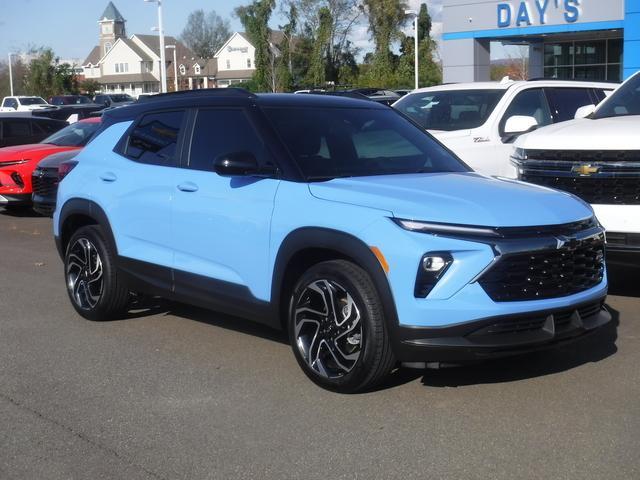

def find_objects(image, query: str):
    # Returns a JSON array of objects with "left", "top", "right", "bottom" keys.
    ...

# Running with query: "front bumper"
[
  {"left": 32, "top": 167, "right": 59, "bottom": 217},
  {"left": 0, "top": 193, "right": 31, "bottom": 205},
  {"left": 392, "top": 298, "right": 611, "bottom": 362}
]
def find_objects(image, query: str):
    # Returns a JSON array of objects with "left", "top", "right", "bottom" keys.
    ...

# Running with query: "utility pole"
[
  {"left": 8, "top": 53, "right": 14, "bottom": 96},
  {"left": 166, "top": 45, "right": 178, "bottom": 92},
  {"left": 404, "top": 9, "right": 419, "bottom": 89},
  {"left": 145, "top": 0, "right": 167, "bottom": 93}
]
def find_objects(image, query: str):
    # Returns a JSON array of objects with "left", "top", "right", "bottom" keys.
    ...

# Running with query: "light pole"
[
  {"left": 166, "top": 45, "right": 178, "bottom": 92},
  {"left": 405, "top": 9, "right": 419, "bottom": 90},
  {"left": 145, "top": 0, "right": 167, "bottom": 93},
  {"left": 8, "top": 53, "right": 15, "bottom": 96}
]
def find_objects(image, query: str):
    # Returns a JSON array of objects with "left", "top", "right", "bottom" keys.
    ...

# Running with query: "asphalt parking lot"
[{"left": 0, "top": 210, "right": 639, "bottom": 480}]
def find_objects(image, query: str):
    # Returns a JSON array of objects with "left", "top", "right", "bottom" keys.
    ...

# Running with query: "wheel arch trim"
[
  {"left": 56, "top": 198, "right": 117, "bottom": 259},
  {"left": 271, "top": 227, "right": 400, "bottom": 330}
]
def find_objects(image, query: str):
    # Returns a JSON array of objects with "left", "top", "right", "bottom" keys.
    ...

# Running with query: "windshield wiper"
[{"left": 306, "top": 174, "right": 353, "bottom": 182}]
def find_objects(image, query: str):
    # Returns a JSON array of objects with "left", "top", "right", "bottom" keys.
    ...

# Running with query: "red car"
[{"left": 0, "top": 117, "right": 101, "bottom": 209}]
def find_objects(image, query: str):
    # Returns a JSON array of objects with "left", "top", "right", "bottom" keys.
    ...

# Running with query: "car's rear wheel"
[
  {"left": 288, "top": 260, "right": 395, "bottom": 393},
  {"left": 64, "top": 225, "right": 129, "bottom": 320}
]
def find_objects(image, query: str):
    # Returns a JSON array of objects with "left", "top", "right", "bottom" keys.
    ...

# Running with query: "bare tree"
[
  {"left": 180, "top": 9, "right": 231, "bottom": 58},
  {"left": 507, "top": 46, "right": 529, "bottom": 80}
]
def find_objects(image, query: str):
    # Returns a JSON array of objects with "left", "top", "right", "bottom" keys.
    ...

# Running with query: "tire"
[
  {"left": 288, "top": 260, "right": 396, "bottom": 393},
  {"left": 64, "top": 225, "right": 129, "bottom": 321}
]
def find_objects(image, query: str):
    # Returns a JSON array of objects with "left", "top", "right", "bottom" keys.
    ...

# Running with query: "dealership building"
[{"left": 442, "top": 0, "right": 640, "bottom": 83}]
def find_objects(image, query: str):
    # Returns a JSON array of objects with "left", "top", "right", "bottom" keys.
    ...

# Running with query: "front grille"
[
  {"left": 521, "top": 174, "right": 640, "bottom": 205},
  {"left": 32, "top": 169, "right": 59, "bottom": 198},
  {"left": 479, "top": 236, "right": 605, "bottom": 302},
  {"left": 468, "top": 301, "right": 603, "bottom": 337},
  {"left": 525, "top": 150, "right": 640, "bottom": 162},
  {"left": 606, "top": 232, "right": 640, "bottom": 249}
]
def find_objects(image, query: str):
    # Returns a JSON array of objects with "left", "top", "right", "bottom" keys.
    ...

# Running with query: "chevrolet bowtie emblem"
[{"left": 572, "top": 164, "right": 600, "bottom": 176}]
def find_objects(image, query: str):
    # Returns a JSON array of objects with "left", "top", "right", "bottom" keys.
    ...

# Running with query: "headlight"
[
  {"left": 510, "top": 147, "right": 527, "bottom": 162},
  {"left": 393, "top": 218, "right": 500, "bottom": 238},
  {"left": 0, "top": 159, "right": 28, "bottom": 167}
]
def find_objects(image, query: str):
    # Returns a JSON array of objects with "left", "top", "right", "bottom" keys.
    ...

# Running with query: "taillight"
[{"left": 58, "top": 160, "right": 79, "bottom": 181}]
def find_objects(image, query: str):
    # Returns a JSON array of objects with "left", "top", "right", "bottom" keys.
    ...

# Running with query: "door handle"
[
  {"left": 99, "top": 172, "right": 117, "bottom": 182},
  {"left": 177, "top": 182, "right": 198, "bottom": 192}
]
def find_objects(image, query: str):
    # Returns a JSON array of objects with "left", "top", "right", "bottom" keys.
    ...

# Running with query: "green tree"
[
  {"left": 284, "top": 0, "right": 362, "bottom": 86},
  {"left": 417, "top": 3, "right": 431, "bottom": 42},
  {"left": 305, "top": 7, "right": 332, "bottom": 86},
  {"left": 396, "top": 3, "right": 441, "bottom": 88},
  {"left": 80, "top": 79, "right": 101, "bottom": 96},
  {"left": 235, "top": 0, "right": 276, "bottom": 92},
  {"left": 0, "top": 57, "right": 28, "bottom": 98},
  {"left": 180, "top": 9, "right": 231, "bottom": 58},
  {"left": 361, "top": 0, "right": 407, "bottom": 86},
  {"left": 53, "top": 63, "right": 80, "bottom": 95},
  {"left": 276, "top": 3, "right": 297, "bottom": 91}
]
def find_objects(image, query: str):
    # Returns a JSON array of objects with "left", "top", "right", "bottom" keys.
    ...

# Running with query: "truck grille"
[
  {"left": 525, "top": 150, "right": 640, "bottom": 162},
  {"left": 520, "top": 174, "right": 640, "bottom": 205},
  {"left": 479, "top": 235, "right": 605, "bottom": 302}
]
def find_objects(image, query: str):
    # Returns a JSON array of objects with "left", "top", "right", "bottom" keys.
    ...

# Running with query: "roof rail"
[{"left": 137, "top": 87, "right": 256, "bottom": 102}]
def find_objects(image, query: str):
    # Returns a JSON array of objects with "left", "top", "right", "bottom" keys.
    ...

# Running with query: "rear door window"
[
  {"left": 188, "top": 108, "right": 270, "bottom": 172},
  {"left": 545, "top": 88, "right": 595, "bottom": 122},
  {"left": 125, "top": 110, "right": 186, "bottom": 166}
]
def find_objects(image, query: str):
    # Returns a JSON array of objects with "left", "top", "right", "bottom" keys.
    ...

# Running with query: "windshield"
[
  {"left": 393, "top": 89, "right": 506, "bottom": 131},
  {"left": 593, "top": 73, "right": 640, "bottom": 119},
  {"left": 20, "top": 97, "right": 47, "bottom": 106},
  {"left": 264, "top": 106, "right": 469, "bottom": 180},
  {"left": 41, "top": 121, "right": 101, "bottom": 147},
  {"left": 110, "top": 94, "right": 133, "bottom": 103}
]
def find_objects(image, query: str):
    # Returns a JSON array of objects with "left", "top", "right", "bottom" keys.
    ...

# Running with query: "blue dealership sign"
[{"left": 498, "top": 0, "right": 581, "bottom": 28}]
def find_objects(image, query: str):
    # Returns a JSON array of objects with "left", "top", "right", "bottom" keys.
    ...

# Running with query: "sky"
[{"left": 0, "top": 0, "right": 506, "bottom": 63}]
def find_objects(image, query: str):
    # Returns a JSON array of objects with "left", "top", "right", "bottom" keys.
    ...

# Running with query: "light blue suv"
[{"left": 53, "top": 89, "right": 610, "bottom": 392}]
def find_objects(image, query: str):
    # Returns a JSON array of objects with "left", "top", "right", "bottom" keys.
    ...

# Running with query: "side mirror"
[
  {"left": 574, "top": 104, "right": 596, "bottom": 119},
  {"left": 504, "top": 115, "right": 538, "bottom": 135},
  {"left": 214, "top": 151, "right": 272, "bottom": 177}
]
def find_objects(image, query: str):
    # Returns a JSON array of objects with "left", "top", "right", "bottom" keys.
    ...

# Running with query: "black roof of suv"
[{"left": 103, "top": 88, "right": 386, "bottom": 127}]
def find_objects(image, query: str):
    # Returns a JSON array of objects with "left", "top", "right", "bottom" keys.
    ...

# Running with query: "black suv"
[{"left": 0, "top": 116, "right": 68, "bottom": 147}]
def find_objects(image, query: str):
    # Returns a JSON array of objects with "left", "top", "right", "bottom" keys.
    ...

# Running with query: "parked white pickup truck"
[
  {"left": 512, "top": 72, "right": 640, "bottom": 255},
  {"left": 0, "top": 96, "right": 57, "bottom": 113},
  {"left": 393, "top": 79, "right": 616, "bottom": 177}
]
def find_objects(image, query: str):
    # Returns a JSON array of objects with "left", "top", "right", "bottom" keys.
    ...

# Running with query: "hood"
[
  {"left": 0, "top": 144, "right": 77, "bottom": 162},
  {"left": 429, "top": 129, "right": 472, "bottom": 140},
  {"left": 516, "top": 116, "right": 640, "bottom": 150},
  {"left": 37, "top": 149, "right": 80, "bottom": 168},
  {"left": 25, "top": 104, "right": 56, "bottom": 111},
  {"left": 308, "top": 172, "right": 593, "bottom": 227}
]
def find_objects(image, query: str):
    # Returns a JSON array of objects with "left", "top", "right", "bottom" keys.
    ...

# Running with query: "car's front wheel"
[
  {"left": 64, "top": 225, "right": 129, "bottom": 320},
  {"left": 288, "top": 260, "right": 396, "bottom": 393}
]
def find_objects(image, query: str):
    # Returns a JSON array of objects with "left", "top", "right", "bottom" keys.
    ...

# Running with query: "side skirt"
[{"left": 117, "top": 256, "right": 278, "bottom": 329}]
